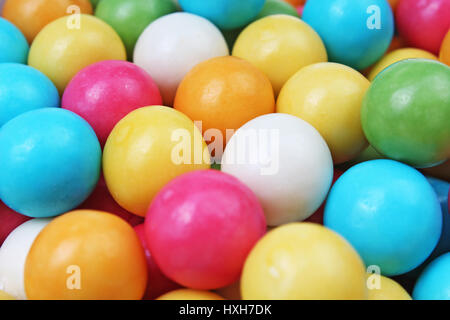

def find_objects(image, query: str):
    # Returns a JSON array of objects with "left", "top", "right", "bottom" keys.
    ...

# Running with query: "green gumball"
[
  {"left": 95, "top": 0, "right": 177, "bottom": 59},
  {"left": 90, "top": 0, "right": 100, "bottom": 8},
  {"left": 362, "top": 59, "right": 450, "bottom": 168}
]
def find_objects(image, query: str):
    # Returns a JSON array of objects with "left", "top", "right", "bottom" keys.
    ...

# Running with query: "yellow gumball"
[
  {"left": 28, "top": 14, "right": 126, "bottom": 93},
  {"left": 366, "top": 275, "right": 411, "bottom": 300},
  {"left": 241, "top": 223, "right": 367, "bottom": 300},
  {"left": 277, "top": 63, "right": 370, "bottom": 164},
  {"left": 368, "top": 48, "right": 438, "bottom": 81},
  {"left": 232, "top": 15, "right": 327, "bottom": 95},
  {"left": 157, "top": 289, "right": 224, "bottom": 300},
  {"left": 0, "top": 290, "right": 15, "bottom": 300},
  {"left": 103, "top": 106, "right": 210, "bottom": 216}
]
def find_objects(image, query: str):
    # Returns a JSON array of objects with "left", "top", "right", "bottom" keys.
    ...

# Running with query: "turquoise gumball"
[
  {"left": 178, "top": 0, "right": 265, "bottom": 30},
  {"left": 0, "top": 63, "right": 60, "bottom": 127},
  {"left": 0, "top": 108, "right": 101, "bottom": 218},
  {"left": 324, "top": 160, "right": 442, "bottom": 276},
  {"left": 302, "top": 0, "right": 394, "bottom": 70},
  {"left": 0, "top": 17, "right": 29, "bottom": 64},
  {"left": 413, "top": 253, "right": 450, "bottom": 300}
]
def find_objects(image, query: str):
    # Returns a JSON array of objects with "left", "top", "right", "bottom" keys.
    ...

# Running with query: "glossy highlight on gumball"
[
  {"left": 0, "top": 108, "right": 101, "bottom": 218},
  {"left": 62, "top": 60, "right": 162, "bottom": 146},
  {"left": 145, "top": 170, "right": 266, "bottom": 290},
  {"left": 28, "top": 15, "right": 126, "bottom": 93},
  {"left": 24, "top": 210, "right": 148, "bottom": 300},
  {"left": 0, "top": 63, "right": 60, "bottom": 127}
]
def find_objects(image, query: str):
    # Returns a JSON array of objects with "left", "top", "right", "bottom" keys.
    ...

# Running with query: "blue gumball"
[
  {"left": 0, "top": 17, "right": 29, "bottom": 64},
  {"left": 413, "top": 253, "right": 450, "bottom": 300},
  {"left": 324, "top": 159, "right": 442, "bottom": 276},
  {"left": 0, "top": 108, "right": 101, "bottom": 218},
  {"left": 302, "top": 0, "right": 394, "bottom": 70},
  {"left": 178, "top": 0, "right": 266, "bottom": 30},
  {"left": 0, "top": 63, "right": 60, "bottom": 127}
]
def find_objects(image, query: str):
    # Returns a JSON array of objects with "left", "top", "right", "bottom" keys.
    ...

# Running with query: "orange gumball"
[
  {"left": 24, "top": 210, "right": 147, "bottom": 300},
  {"left": 440, "top": 30, "right": 450, "bottom": 66},
  {"left": 174, "top": 56, "right": 275, "bottom": 148},
  {"left": 2, "top": 0, "right": 93, "bottom": 43},
  {"left": 284, "top": 0, "right": 306, "bottom": 7}
]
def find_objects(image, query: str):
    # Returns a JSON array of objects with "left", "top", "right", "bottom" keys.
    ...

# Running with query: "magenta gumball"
[
  {"left": 144, "top": 170, "right": 266, "bottom": 290},
  {"left": 62, "top": 60, "right": 162, "bottom": 146},
  {"left": 396, "top": 0, "right": 450, "bottom": 54}
]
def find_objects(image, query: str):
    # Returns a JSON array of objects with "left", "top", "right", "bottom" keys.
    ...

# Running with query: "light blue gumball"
[
  {"left": 0, "top": 17, "right": 29, "bottom": 64},
  {"left": 324, "top": 159, "right": 442, "bottom": 276},
  {"left": 413, "top": 253, "right": 450, "bottom": 300},
  {"left": 302, "top": 0, "right": 394, "bottom": 70},
  {"left": 178, "top": 0, "right": 266, "bottom": 30},
  {"left": 0, "top": 108, "right": 101, "bottom": 218},
  {"left": 0, "top": 63, "right": 60, "bottom": 127}
]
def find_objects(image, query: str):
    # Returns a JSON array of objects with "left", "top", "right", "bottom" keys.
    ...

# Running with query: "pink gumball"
[
  {"left": 62, "top": 60, "right": 162, "bottom": 146},
  {"left": 144, "top": 170, "right": 266, "bottom": 290},
  {"left": 78, "top": 176, "right": 143, "bottom": 226},
  {"left": 0, "top": 200, "right": 31, "bottom": 246},
  {"left": 134, "top": 224, "right": 180, "bottom": 300},
  {"left": 396, "top": 0, "right": 450, "bottom": 54}
]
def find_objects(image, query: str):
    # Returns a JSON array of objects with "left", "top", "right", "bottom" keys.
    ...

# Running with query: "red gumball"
[
  {"left": 144, "top": 170, "right": 266, "bottom": 290},
  {"left": 134, "top": 224, "right": 180, "bottom": 300},
  {"left": 62, "top": 60, "right": 162, "bottom": 146},
  {"left": 78, "top": 176, "right": 143, "bottom": 226},
  {"left": 305, "top": 169, "right": 344, "bottom": 225},
  {"left": 396, "top": 0, "right": 450, "bottom": 54},
  {"left": 0, "top": 200, "right": 31, "bottom": 246}
]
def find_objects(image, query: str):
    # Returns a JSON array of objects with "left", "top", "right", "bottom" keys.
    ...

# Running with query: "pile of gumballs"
[{"left": 0, "top": 0, "right": 449, "bottom": 301}]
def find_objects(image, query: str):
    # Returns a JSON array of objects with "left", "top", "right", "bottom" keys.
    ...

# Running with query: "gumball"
[
  {"left": 0, "top": 108, "right": 101, "bottom": 218},
  {"left": 145, "top": 170, "right": 266, "bottom": 290},
  {"left": 28, "top": 15, "right": 126, "bottom": 93},
  {"left": 396, "top": 0, "right": 450, "bottom": 55},
  {"left": 24, "top": 210, "right": 147, "bottom": 300},
  {"left": 0, "top": 201, "right": 30, "bottom": 246},
  {"left": 103, "top": 106, "right": 210, "bottom": 216},
  {"left": 413, "top": 253, "right": 450, "bottom": 300},
  {"left": 440, "top": 30, "right": 450, "bottom": 66},
  {"left": 134, "top": 12, "right": 229, "bottom": 105},
  {"left": 134, "top": 224, "right": 180, "bottom": 300},
  {"left": 277, "top": 62, "right": 370, "bottom": 164},
  {"left": 0, "top": 17, "right": 28, "bottom": 64},
  {"left": 0, "top": 219, "right": 50, "bottom": 299},
  {"left": 362, "top": 59, "right": 450, "bottom": 168},
  {"left": 157, "top": 289, "right": 224, "bottom": 300},
  {"left": 95, "top": 0, "right": 177, "bottom": 58},
  {"left": 178, "top": 0, "right": 265, "bottom": 30},
  {"left": 368, "top": 48, "right": 438, "bottom": 81},
  {"left": 0, "top": 63, "right": 60, "bottom": 127},
  {"left": 255, "top": 0, "right": 299, "bottom": 20},
  {"left": 89, "top": 0, "right": 99, "bottom": 7},
  {"left": 241, "top": 223, "right": 367, "bottom": 300},
  {"left": 174, "top": 56, "right": 275, "bottom": 146},
  {"left": 302, "top": 0, "right": 394, "bottom": 70},
  {"left": 0, "top": 291, "right": 14, "bottom": 300},
  {"left": 62, "top": 60, "right": 162, "bottom": 146},
  {"left": 78, "top": 177, "right": 143, "bottom": 227},
  {"left": 366, "top": 275, "right": 411, "bottom": 300},
  {"left": 324, "top": 160, "right": 442, "bottom": 276},
  {"left": 2, "top": 0, "right": 93, "bottom": 43},
  {"left": 222, "top": 114, "right": 333, "bottom": 226},
  {"left": 284, "top": 0, "right": 305, "bottom": 6},
  {"left": 233, "top": 15, "right": 327, "bottom": 94}
]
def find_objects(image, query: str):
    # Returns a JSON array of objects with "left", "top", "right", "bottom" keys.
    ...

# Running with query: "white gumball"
[
  {"left": 0, "top": 219, "right": 50, "bottom": 299},
  {"left": 221, "top": 113, "right": 333, "bottom": 226},
  {"left": 133, "top": 12, "right": 229, "bottom": 105}
]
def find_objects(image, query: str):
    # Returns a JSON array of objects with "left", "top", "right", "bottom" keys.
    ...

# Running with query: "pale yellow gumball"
[
  {"left": 233, "top": 15, "right": 327, "bottom": 94},
  {"left": 277, "top": 62, "right": 370, "bottom": 164},
  {"left": 366, "top": 274, "right": 412, "bottom": 300},
  {"left": 0, "top": 290, "right": 15, "bottom": 300},
  {"left": 368, "top": 48, "right": 438, "bottom": 81},
  {"left": 157, "top": 289, "right": 224, "bottom": 300}
]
